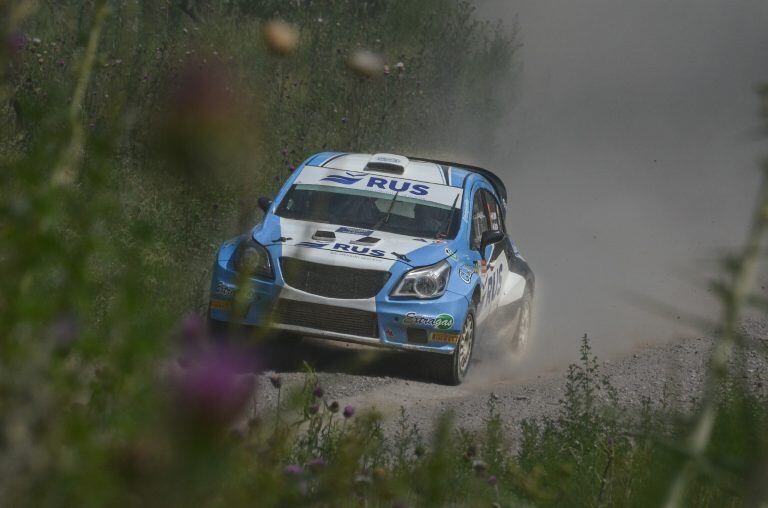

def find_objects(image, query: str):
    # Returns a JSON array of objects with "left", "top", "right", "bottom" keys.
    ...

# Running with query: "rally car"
[{"left": 208, "top": 153, "right": 534, "bottom": 384}]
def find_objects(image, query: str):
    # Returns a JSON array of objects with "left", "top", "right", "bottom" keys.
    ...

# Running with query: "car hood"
[{"left": 260, "top": 218, "right": 457, "bottom": 270}]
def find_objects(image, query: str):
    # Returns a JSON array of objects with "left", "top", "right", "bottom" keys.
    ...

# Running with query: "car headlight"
[
  {"left": 391, "top": 260, "right": 451, "bottom": 299},
  {"left": 232, "top": 237, "right": 273, "bottom": 279}
]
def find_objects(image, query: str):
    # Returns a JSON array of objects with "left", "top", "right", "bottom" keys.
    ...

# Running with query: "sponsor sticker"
[
  {"left": 210, "top": 299, "right": 232, "bottom": 311},
  {"left": 403, "top": 312, "right": 455, "bottom": 330},
  {"left": 298, "top": 167, "right": 462, "bottom": 206},
  {"left": 215, "top": 283, "right": 256, "bottom": 300},
  {"left": 295, "top": 241, "right": 386, "bottom": 258},
  {"left": 458, "top": 265, "right": 473, "bottom": 284},
  {"left": 431, "top": 332, "right": 460, "bottom": 344},
  {"left": 336, "top": 226, "right": 374, "bottom": 236}
]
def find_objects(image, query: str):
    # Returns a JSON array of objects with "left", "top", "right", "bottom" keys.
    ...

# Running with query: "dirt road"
[{"left": 249, "top": 319, "right": 768, "bottom": 435}]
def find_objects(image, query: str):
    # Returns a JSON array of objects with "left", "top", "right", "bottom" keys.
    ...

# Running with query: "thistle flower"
[
  {"left": 284, "top": 464, "right": 303, "bottom": 475},
  {"left": 312, "top": 386, "right": 324, "bottom": 398},
  {"left": 329, "top": 401, "right": 340, "bottom": 413},
  {"left": 307, "top": 457, "right": 326, "bottom": 471},
  {"left": 174, "top": 348, "right": 257, "bottom": 431},
  {"left": 49, "top": 313, "right": 80, "bottom": 353},
  {"left": 343, "top": 405, "right": 355, "bottom": 418},
  {"left": 487, "top": 475, "right": 498, "bottom": 486},
  {"left": 6, "top": 32, "right": 26, "bottom": 55},
  {"left": 309, "top": 403, "right": 320, "bottom": 415},
  {"left": 179, "top": 312, "right": 206, "bottom": 345}
]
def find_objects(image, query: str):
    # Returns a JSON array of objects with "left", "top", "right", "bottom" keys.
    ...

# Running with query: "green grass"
[{"left": 1, "top": 1, "right": 767, "bottom": 506}]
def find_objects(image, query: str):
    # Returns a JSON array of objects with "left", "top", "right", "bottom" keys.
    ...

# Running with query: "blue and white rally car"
[{"left": 208, "top": 153, "right": 534, "bottom": 384}]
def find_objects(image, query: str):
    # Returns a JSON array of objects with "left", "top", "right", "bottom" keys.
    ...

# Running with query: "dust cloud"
[{"left": 465, "top": 0, "right": 768, "bottom": 378}]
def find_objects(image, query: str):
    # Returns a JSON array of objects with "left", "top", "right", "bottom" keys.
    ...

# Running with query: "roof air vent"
[{"left": 365, "top": 153, "right": 408, "bottom": 174}]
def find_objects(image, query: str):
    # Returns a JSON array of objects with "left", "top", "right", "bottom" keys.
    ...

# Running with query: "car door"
[
  {"left": 468, "top": 187, "right": 491, "bottom": 323},
  {"left": 488, "top": 191, "right": 527, "bottom": 333},
  {"left": 477, "top": 189, "right": 506, "bottom": 322}
]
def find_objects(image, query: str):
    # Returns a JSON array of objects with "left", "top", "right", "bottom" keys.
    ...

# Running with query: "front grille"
[
  {"left": 273, "top": 299, "right": 379, "bottom": 338},
  {"left": 280, "top": 257, "right": 390, "bottom": 299}
]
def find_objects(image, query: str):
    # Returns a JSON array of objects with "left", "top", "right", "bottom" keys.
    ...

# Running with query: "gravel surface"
[{"left": 249, "top": 319, "right": 768, "bottom": 436}]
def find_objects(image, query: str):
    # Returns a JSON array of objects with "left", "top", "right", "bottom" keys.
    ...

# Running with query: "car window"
[
  {"left": 470, "top": 190, "right": 489, "bottom": 249},
  {"left": 481, "top": 189, "right": 505, "bottom": 233},
  {"left": 275, "top": 184, "right": 462, "bottom": 239}
]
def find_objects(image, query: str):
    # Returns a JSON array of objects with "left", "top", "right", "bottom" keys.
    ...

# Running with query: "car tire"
[
  {"left": 511, "top": 287, "right": 532, "bottom": 352},
  {"left": 431, "top": 304, "right": 476, "bottom": 385}
]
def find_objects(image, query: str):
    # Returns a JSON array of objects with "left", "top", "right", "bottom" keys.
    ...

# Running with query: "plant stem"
[{"left": 51, "top": 0, "right": 108, "bottom": 186}]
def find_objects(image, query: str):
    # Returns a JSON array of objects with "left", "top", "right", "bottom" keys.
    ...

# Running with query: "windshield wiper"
[
  {"left": 436, "top": 194, "right": 460, "bottom": 239},
  {"left": 373, "top": 191, "right": 401, "bottom": 230}
]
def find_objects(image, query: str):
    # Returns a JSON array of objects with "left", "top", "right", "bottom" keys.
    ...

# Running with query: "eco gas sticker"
[{"left": 403, "top": 312, "right": 455, "bottom": 330}]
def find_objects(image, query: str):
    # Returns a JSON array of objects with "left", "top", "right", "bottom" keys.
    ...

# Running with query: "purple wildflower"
[
  {"left": 307, "top": 457, "right": 326, "bottom": 470},
  {"left": 179, "top": 312, "right": 206, "bottom": 345},
  {"left": 56, "top": 58, "right": 65, "bottom": 66},
  {"left": 281, "top": 148, "right": 288, "bottom": 157},
  {"left": 487, "top": 475, "right": 498, "bottom": 487},
  {"left": 49, "top": 314, "right": 80, "bottom": 353},
  {"left": 309, "top": 403, "right": 320, "bottom": 415},
  {"left": 312, "top": 386, "right": 324, "bottom": 398},
  {"left": 284, "top": 464, "right": 303, "bottom": 475},
  {"left": 343, "top": 405, "right": 355, "bottom": 418},
  {"left": 329, "top": 401, "right": 340, "bottom": 413},
  {"left": 174, "top": 349, "right": 256, "bottom": 430},
  {"left": 6, "top": 32, "right": 26, "bottom": 55}
]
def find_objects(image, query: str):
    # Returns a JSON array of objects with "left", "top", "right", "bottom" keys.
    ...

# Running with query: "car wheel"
[
  {"left": 511, "top": 288, "right": 532, "bottom": 352},
  {"left": 432, "top": 305, "right": 476, "bottom": 385}
]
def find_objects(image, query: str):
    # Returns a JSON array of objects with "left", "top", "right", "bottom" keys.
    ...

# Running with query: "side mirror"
[
  {"left": 257, "top": 196, "right": 273, "bottom": 213},
  {"left": 479, "top": 230, "right": 505, "bottom": 258}
]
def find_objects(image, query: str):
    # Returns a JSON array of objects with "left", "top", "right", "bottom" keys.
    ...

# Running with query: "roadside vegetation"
[{"left": 1, "top": 1, "right": 767, "bottom": 506}]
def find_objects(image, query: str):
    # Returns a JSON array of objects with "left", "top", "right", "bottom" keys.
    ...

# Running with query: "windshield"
[{"left": 275, "top": 184, "right": 461, "bottom": 239}]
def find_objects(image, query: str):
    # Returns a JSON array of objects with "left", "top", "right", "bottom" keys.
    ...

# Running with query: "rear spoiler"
[{"left": 408, "top": 156, "right": 508, "bottom": 210}]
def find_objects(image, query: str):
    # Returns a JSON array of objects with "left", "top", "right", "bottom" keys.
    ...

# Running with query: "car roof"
[{"left": 306, "top": 152, "right": 507, "bottom": 208}]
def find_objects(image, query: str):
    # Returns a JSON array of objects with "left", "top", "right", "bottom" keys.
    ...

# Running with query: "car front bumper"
[{"left": 208, "top": 261, "right": 469, "bottom": 355}]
